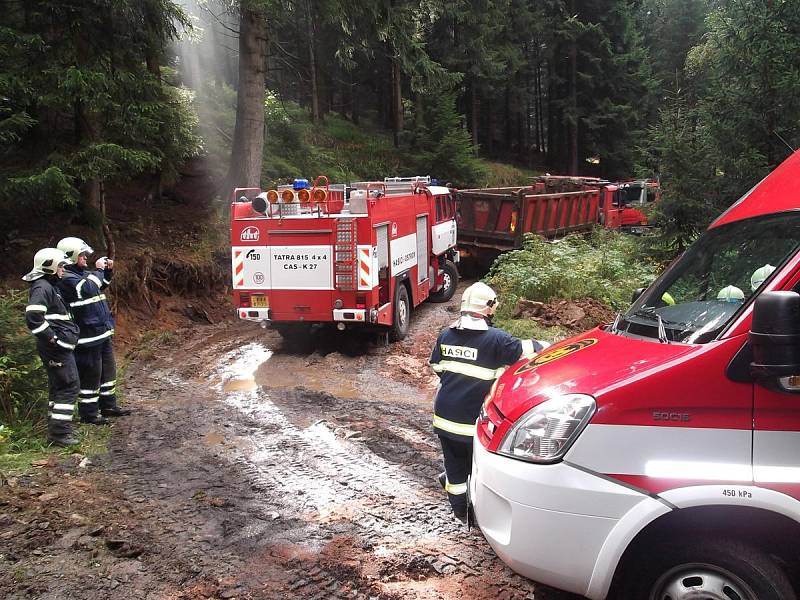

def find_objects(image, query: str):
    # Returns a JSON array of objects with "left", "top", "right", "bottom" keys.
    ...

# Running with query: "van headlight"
[{"left": 497, "top": 394, "right": 596, "bottom": 463}]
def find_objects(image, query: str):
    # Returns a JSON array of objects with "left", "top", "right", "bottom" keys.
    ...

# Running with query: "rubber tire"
[
  {"left": 390, "top": 283, "right": 411, "bottom": 341},
  {"left": 429, "top": 260, "right": 459, "bottom": 303},
  {"left": 617, "top": 538, "right": 796, "bottom": 600},
  {"left": 272, "top": 323, "right": 312, "bottom": 342}
]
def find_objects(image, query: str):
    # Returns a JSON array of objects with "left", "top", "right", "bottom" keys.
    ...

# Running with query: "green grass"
[
  {"left": 130, "top": 329, "right": 176, "bottom": 361},
  {"left": 486, "top": 228, "right": 660, "bottom": 314},
  {"left": 481, "top": 160, "right": 540, "bottom": 188},
  {"left": 0, "top": 420, "right": 112, "bottom": 478}
]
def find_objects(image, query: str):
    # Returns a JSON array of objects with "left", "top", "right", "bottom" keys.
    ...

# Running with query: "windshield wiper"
[
  {"left": 628, "top": 308, "right": 671, "bottom": 343},
  {"left": 656, "top": 314, "right": 670, "bottom": 344},
  {"left": 610, "top": 312, "right": 621, "bottom": 334}
]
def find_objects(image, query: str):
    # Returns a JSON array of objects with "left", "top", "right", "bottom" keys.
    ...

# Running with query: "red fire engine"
[{"left": 230, "top": 176, "right": 459, "bottom": 340}]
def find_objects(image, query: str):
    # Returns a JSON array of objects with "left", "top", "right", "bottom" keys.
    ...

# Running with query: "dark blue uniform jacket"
[
  {"left": 58, "top": 265, "right": 114, "bottom": 347},
  {"left": 430, "top": 326, "right": 526, "bottom": 441}
]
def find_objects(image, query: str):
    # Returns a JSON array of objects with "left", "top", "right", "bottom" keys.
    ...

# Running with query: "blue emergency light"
[{"left": 293, "top": 178, "right": 310, "bottom": 190}]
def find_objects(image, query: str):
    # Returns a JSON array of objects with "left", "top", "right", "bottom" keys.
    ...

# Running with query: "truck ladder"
[{"left": 335, "top": 219, "right": 358, "bottom": 291}]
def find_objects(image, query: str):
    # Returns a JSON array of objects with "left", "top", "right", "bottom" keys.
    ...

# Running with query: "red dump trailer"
[{"left": 454, "top": 176, "right": 656, "bottom": 271}]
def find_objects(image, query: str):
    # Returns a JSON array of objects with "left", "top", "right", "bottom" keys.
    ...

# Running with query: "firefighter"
[
  {"left": 23, "top": 248, "right": 81, "bottom": 446},
  {"left": 430, "top": 282, "right": 543, "bottom": 522},
  {"left": 751, "top": 264, "right": 776, "bottom": 292},
  {"left": 57, "top": 237, "right": 130, "bottom": 423},
  {"left": 717, "top": 285, "right": 745, "bottom": 303}
]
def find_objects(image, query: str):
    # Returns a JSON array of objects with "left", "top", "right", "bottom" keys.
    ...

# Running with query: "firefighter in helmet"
[
  {"left": 57, "top": 237, "right": 130, "bottom": 423},
  {"left": 430, "top": 282, "right": 544, "bottom": 522},
  {"left": 751, "top": 264, "right": 776, "bottom": 292},
  {"left": 23, "top": 248, "right": 81, "bottom": 446},
  {"left": 717, "top": 284, "right": 745, "bottom": 303}
]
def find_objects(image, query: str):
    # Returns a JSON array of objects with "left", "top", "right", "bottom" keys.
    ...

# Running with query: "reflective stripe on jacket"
[
  {"left": 59, "top": 265, "right": 114, "bottom": 347},
  {"left": 430, "top": 325, "right": 525, "bottom": 441},
  {"left": 26, "top": 276, "right": 79, "bottom": 347}
]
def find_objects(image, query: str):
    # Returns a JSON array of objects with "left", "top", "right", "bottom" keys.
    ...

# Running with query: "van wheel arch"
[{"left": 609, "top": 506, "right": 800, "bottom": 599}]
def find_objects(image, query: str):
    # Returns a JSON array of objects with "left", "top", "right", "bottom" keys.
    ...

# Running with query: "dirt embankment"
[{"left": 513, "top": 297, "right": 617, "bottom": 332}]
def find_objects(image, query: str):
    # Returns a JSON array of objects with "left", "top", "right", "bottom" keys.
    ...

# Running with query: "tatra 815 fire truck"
[
  {"left": 470, "top": 150, "right": 800, "bottom": 600},
  {"left": 230, "top": 176, "right": 459, "bottom": 340}
]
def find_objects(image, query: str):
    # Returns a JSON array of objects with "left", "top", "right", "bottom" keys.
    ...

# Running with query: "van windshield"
[{"left": 619, "top": 212, "right": 800, "bottom": 344}]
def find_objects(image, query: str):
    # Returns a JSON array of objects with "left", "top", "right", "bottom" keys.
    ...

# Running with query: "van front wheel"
[{"left": 622, "top": 538, "right": 795, "bottom": 600}]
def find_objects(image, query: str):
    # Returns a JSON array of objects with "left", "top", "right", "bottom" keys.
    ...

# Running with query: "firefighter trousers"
[
  {"left": 97, "top": 340, "right": 118, "bottom": 411},
  {"left": 37, "top": 341, "right": 79, "bottom": 436},
  {"left": 438, "top": 435, "right": 473, "bottom": 517},
  {"left": 75, "top": 339, "right": 118, "bottom": 418}
]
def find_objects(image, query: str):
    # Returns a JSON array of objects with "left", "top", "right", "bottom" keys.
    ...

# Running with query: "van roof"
[{"left": 710, "top": 150, "right": 800, "bottom": 229}]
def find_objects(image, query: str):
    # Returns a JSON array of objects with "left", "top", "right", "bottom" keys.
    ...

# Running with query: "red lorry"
[
  {"left": 455, "top": 176, "right": 655, "bottom": 268},
  {"left": 230, "top": 176, "right": 459, "bottom": 340}
]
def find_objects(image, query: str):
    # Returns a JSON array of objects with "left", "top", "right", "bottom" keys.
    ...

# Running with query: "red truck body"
[
  {"left": 230, "top": 177, "right": 459, "bottom": 339},
  {"left": 456, "top": 176, "right": 657, "bottom": 259}
]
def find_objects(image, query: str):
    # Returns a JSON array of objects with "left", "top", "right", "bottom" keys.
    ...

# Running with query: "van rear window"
[{"left": 620, "top": 212, "right": 800, "bottom": 344}]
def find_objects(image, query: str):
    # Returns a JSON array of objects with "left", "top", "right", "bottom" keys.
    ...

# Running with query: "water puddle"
[
  {"left": 216, "top": 342, "right": 273, "bottom": 393},
  {"left": 205, "top": 432, "right": 225, "bottom": 445},
  {"left": 253, "top": 357, "right": 360, "bottom": 398}
]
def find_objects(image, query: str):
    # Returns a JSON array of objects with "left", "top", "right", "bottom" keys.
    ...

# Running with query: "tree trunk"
[
  {"left": 413, "top": 91, "right": 423, "bottom": 145},
  {"left": 391, "top": 55, "right": 403, "bottom": 147},
  {"left": 504, "top": 85, "right": 512, "bottom": 155},
  {"left": 536, "top": 63, "right": 545, "bottom": 154},
  {"left": 352, "top": 79, "right": 360, "bottom": 125},
  {"left": 470, "top": 81, "right": 479, "bottom": 150},
  {"left": 486, "top": 104, "right": 494, "bottom": 156},
  {"left": 567, "top": 0, "right": 579, "bottom": 175},
  {"left": 306, "top": 0, "right": 320, "bottom": 124},
  {"left": 226, "top": 5, "right": 268, "bottom": 193},
  {"left": 99, "top": 181, "right": 116, "bottom": 259},
  {"left": 75, "top": 27, "right": 103, "bottom": 221}
]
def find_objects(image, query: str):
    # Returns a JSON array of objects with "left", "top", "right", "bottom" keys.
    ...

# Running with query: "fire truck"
[{"left": 230, "top": 176, "right": 459, "bottom": 340}]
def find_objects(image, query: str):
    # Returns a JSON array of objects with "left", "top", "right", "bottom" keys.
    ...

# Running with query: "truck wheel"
[
  {"left": 429, "top": 260, "right": 459, "bottom": 303},
  {"left": 272, "top": 323, "right": 312, "bottom": 341},
  {"left": 621, "top": 538, "right": 795, "bottom": 600},
  {"left": 390, "top": 284, "right": 411, "bottom": 341}
]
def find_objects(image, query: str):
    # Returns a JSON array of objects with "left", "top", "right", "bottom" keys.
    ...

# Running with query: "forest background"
[{"left": 1, "top": 0, "right": 800, "bottom": 449}]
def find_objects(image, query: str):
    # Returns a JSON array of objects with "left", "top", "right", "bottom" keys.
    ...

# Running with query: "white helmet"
[
  {"left": 717, "top": 285, "right": 744, "bottom": 303},
  {"left": 22, "top": 248, "right": 70, "bottom": 281},
  {"left": 461, "top": 282, "right": 499, "bottom": 317},
  {"left": 750, "top": 264, "right": 775, "bottom": 291},
  {"left": 57, "top": 237, "right": 93, "bottom": 263}
]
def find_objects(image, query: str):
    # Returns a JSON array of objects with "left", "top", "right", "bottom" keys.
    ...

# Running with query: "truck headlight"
[{"left": 497, "top": 394, "right": 595, "bottom": 463}]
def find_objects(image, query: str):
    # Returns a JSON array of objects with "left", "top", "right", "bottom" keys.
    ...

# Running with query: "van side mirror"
[
  {"left": 631, "top": 288, "right": 645, "bottom": 303},
  {"left": 749, "top": 291, "right": 800, "bottom": 380}
]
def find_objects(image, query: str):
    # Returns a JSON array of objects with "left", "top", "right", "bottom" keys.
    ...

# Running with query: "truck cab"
[{"left": 470, "top": 152, "right": 800, "bottom": 599}]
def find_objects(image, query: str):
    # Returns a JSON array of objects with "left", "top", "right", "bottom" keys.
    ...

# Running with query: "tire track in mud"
[{"left": 104, "top": 329, "right": 548, "bottom": 599}]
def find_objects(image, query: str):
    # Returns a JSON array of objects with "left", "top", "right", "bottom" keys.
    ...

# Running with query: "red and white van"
[{"left": 470, "top": 151, "right": 800, "bottom": 599}]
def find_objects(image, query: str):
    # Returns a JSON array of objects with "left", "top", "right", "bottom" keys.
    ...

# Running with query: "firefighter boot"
[
  {"left": 47, "top": 422, "right": 78, "bottom": 447},
  {"left": 452, "top": 507, "right": 468, "bottom": 525},
  {"left": 438, "top": 472, "right": 447, "bottom": 490},
  {"left": 80, "top": 414, "right": 110, "bottom": 425},
  {"left": 101, "top": 406, "right": 131, "bottom": 417}
]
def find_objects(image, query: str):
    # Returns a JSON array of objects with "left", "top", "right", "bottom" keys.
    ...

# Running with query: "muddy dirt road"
[{"left": 1, "top": 286, "right": 580, "bottom": 600}]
